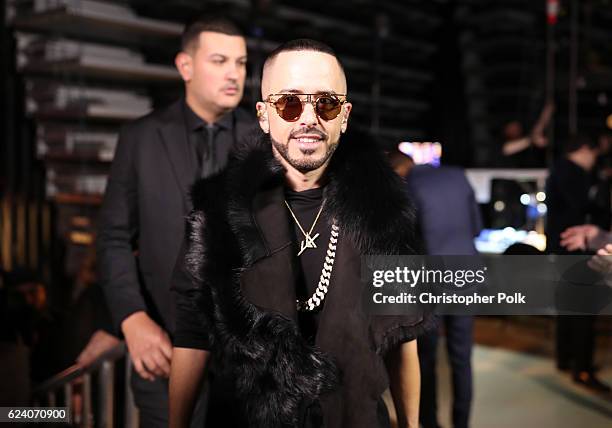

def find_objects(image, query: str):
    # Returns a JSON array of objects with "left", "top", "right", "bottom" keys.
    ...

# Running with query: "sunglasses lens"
[
  {"left": 276, "top": 95, "right": 303, "bottom": 121},
  {"left": 272, "top": 94, "right": 344, "bottom": 121},
  {"left": 316, "top": 96, "right": 342, "bottom": 120}
]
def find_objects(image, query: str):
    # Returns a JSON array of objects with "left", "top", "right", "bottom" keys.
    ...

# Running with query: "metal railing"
[{"left": 33, "top": 342, "right": 139, "bottom": 428}]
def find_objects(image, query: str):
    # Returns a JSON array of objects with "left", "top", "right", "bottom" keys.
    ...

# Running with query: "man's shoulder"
[
  {"left": 440, "top": 165, "right": 467, "bottom": 180},
  {"left": 549, "top": 157, "right": 581, "bottom": 182},
  {"left": 233, "top": 106, "right": 258, "bottom": 135},
  {"left": 409, "top": 165, "right": 436, "bottom": 182},
  {"left": 120, "top": 99, "right": 183, "bottom": 135},
  {"left": 410, "top": 165, "right": 469, "bottom": 192},
  {"left": 233, "top": 106, "right": 255, "bottom": 123},
  {"left": 414, "top": 164, "right": 464, "bottom": 177}
]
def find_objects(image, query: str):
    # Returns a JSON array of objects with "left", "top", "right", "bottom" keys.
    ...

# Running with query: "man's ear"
[
  {"left": 175, "top": 52, "right": 193, "bottom": 82},
  {"left": 341, "top": 102, "right": 352, "bottom": 134},
  {"left": 256, "top": 102, "right": 269, "bottom": 133}
]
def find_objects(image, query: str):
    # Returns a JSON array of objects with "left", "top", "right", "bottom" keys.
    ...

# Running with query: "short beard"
[{"left": 270, "top": 134, "right": 339, "bottom": 173}]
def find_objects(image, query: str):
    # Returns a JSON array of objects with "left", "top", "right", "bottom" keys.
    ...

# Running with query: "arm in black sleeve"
[
  {"left": 172, "top": 231, "right": 213, "bottom": 350},
  {"left": 96, "top": 125, "right": 146, "bottom": 334}
]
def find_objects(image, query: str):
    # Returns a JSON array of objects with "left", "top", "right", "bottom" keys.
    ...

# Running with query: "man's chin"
[
  {"left": 289, "top": 154, "right": 329, "bottom": 173},
  {"left": 291, "top": 148, "right": 325, "bottom": 163},
  {"left": 298, "top": 148, "right": 317, "bottom": 156},
  {"left": 217, "top": 96, "right": 242, "bottom": 110}
]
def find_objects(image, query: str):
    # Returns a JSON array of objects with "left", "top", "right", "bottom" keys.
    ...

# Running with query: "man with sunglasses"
[{"left": 170, "top": 39, "right": 431, "bottom": 428}]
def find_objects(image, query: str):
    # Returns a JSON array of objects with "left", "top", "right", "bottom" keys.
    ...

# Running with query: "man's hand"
[
  {"left": 76, "top": 330, "right": 121, "bottom": 367},
  {"left": 121, "top": 311, "right": 173, "bottom": 381},
  {"left": 530, "top": 133, "right": 548, "bottom": 148},
  {"left": 560, "top": 224, "right": 601, "bottom": 251},
  {"left": 588, "top": 244, "right": 612, "bottom": 277}
]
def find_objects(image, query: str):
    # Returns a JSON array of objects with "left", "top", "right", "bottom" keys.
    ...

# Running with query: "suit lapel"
[{"left": 157, "top": 101, "right": 197, "bottom": 211}]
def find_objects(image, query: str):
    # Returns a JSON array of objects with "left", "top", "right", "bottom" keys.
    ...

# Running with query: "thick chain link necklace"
[
  {"left": 296, "top": 223, "right": 339, "bottom": 312},
  {"left": 284, "top": 199, "right": 325, "bottom": 256}
]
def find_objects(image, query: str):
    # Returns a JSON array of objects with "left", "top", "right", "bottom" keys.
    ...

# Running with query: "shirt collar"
[{"left": 183, "top": 100, "right": 234, "bottom": 131}]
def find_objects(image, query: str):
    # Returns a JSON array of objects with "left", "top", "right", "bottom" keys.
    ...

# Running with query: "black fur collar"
[{"left": 191, "top": 130, "right": 417, "bottom": 267}]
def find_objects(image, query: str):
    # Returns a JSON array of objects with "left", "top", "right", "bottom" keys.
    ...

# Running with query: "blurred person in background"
[
  {"left": 0, "top": 270, "right": 31, "bottom": 406},
  {"left": 546, "top": 133, "right": 610, "bottom": 393},
  {"left": 0, "top": 259, "right": 119, "bottom": 408},
  {"left": 96, "top": 14, "right": 255, "bottom": 427},
  {"left": 590, "top": 130, "right": 612, "bottom": 229},
  {"left": 500, "top": 102, "right": 554, "bottom": 167},
  {"left": 0, "top": 269, "right": 54, "bottom": 406},
  {"left": 63, "top": 246, "right": 120, "bottom": 368},
  {"left": 390, "top": 150, "right": 482, "bottom": 428},
  {"left": 560, "top": 130, "right": 612, "bottom": 254}
]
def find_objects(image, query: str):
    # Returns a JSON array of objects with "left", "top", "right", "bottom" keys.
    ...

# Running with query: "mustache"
[
  {"left": 289, "top": 127, "right": 327, "bottom": 139},
  {"left": 222, "top": 83, "right": 240, "bottom": 90}
]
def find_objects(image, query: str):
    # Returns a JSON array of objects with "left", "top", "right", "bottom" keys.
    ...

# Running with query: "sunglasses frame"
[{"left": 265, "top": 93, "right": 347, "bottom": 122}]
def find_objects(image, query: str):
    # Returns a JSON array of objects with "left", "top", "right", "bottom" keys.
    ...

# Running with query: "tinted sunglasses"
[{"left": 265, "top": 93, "right": 347, "bottom": 122}]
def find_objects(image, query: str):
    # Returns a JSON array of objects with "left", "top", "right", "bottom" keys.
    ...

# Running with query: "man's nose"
[
  {"left": 225, "top": 64, "right": 239, "bottom": 81},
  {"left": 299, "top": 101, "right": 318, "bottom": 126}
]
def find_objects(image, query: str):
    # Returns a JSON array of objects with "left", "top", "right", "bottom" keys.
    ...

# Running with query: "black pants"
[
  {"left": 131, "top": 370, "right": 208, "bottom": 428},
  {"left": 556, "top": 315, "right": 595, "bottom": 373},
  {"left": 418, "top": 316, "right": 473, "bottom": 428}
]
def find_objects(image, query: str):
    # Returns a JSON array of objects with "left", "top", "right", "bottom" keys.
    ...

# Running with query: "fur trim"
[
  {"left": 214, "top": 131, "right": 419, "bottom": 260},
  {"left": 323, "top": 134, "right": 418, "bottom": 255},
  {"left": 375, "top": 315, "right": 439, "bottom": 356}
]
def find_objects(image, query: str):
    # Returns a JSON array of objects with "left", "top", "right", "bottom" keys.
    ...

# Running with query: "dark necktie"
[{"left": 196, "top": 124, "right": 217, "bottom": 178}]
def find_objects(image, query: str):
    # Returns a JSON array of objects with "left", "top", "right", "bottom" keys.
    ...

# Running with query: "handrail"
[
  {"left": 33, "top": 342, "right": 139, "bottom": 428},
  {"left": 33, "top": 342, "right": 126, "bottom": 395}
]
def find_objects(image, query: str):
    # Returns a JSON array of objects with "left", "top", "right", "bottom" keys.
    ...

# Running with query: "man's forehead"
[
  {"left": 263, "top": 51, "right": 346, "bottom": 94},
  {"left": 197, "top": 31, "right": 246, "bottom": 54}
]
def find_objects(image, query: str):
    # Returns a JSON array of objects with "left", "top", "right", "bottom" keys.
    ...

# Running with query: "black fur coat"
[{"left": 175, "top": 131, "right": 433, "bottom": 428}]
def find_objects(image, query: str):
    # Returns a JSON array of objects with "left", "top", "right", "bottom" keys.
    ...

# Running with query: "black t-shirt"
[{"left": 284, "top": 186, "right": 331, "bottom": 344}]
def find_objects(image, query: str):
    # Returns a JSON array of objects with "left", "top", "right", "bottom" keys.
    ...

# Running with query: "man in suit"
[
  {"left": 96, "top": 15, "right": 255, "bottom": 427},
  {"left": 390, "top": 151, "right": 482, "bottom": 428}
]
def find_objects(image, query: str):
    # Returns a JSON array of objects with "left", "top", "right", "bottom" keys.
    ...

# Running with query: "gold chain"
[{"left": 284, "top": 199, "right": 325, "bottom": 239}]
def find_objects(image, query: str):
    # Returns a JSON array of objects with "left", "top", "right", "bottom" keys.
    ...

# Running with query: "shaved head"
[
  {"left": 255, "top": 46, "right": 352, "bottom": 176},
  {"left": 261, "top": 51, "right": 347, "bottom": 99},
  {"left": 261, "top": 38, "right": 346, "bottom": 98}
]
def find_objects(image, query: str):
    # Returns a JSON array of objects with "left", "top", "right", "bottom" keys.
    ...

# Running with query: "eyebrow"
[
  {"left": 276, "top": 89, "right": 340, "bottom": 94},
  {"left": 208, "top": 54, "right": 248, "bottom": 61}
]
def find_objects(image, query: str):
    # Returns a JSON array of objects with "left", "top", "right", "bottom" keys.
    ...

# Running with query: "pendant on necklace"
[{"left": 298, "top": 232, "right": 320, "bottom": 256}]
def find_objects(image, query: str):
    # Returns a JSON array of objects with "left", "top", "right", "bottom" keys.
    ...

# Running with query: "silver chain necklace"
[{"left": 296, "top": 223, "right": 339, "bottom": 312}]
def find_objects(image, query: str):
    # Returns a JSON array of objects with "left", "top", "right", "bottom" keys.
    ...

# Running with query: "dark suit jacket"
[
  {"left": 406, "top": 165, "right": 482, "bottom": 255},
  {"left": 97, "top": 99, "right": 255, "bottom": 334}
]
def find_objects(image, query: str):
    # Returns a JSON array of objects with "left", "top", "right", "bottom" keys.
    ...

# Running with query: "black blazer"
[{"left": 96, "top": 99, "right": 255, "bottom": 334}]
